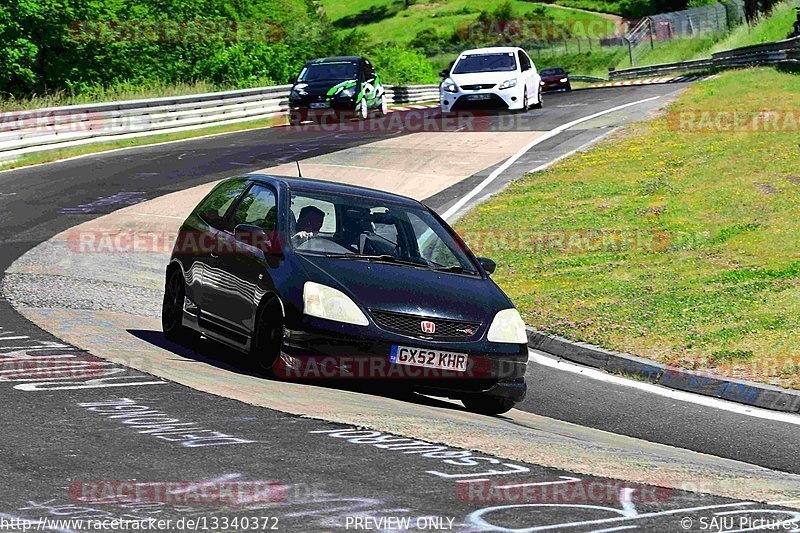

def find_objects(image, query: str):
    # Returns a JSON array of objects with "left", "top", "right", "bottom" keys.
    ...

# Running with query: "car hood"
[
  {"left": 294, "top": 79, "right": 357, "bottom": 97},
  {"left": 449, "top": 72, "right": 519, "bottom": 87},
  {"left": 296, "top": 254, "right": 512, "bottom": 322}
]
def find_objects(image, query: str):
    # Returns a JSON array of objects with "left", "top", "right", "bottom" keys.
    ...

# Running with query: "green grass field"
[
  {"left": 456, "top": 68, "right": 800, "bottom": 390},
  {"left": 319, "top": 0, "right": 616, "bottom": 45}
]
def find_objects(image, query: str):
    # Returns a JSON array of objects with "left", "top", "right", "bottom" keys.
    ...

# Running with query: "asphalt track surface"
[{"left": 1, "top": 85, "right": 799, "bottom": 531}]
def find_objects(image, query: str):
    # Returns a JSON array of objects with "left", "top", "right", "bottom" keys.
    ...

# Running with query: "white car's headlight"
[
  {"left": 499, "top": 78, "right": 517, "bottom": 90},
  {"left": 559, "top": 77, "right": 568, "bottom": 83},
  {"left": 303, "top": 282, "right": 369, "bottom": 326},
  {"left": 442, "top": 78, "right": 459, "bottom": 93},
  {"left": 487, "top": 308, "right": 527, "bottom": 343}
]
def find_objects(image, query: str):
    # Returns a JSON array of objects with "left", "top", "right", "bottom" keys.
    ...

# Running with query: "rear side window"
[{"left": 195, "top": 179, "right": 248, "bottom": 229}]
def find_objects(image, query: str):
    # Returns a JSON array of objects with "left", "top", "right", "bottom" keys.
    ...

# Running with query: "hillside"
[{"left": 319, "top": 0, "right": 618, "bottom": 46}]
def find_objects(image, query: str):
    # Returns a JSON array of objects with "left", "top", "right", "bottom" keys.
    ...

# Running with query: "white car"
[{"left": 440, "top": 46, "right": 542, "bottom": 114}]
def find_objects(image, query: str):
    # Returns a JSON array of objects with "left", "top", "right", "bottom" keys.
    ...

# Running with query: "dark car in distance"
[
  {"left": 540, "top": 67, "right": 572, "bottom": 92},
  {"left": 287, "top": 56, "right": 388, "bottom": 125},
  {"left": 162, "top": 175, "right": 528, "bottom": 414}
]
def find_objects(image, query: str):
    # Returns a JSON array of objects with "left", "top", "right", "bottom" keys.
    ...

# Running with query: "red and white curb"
[{"left": 590, "top": 75, "right": 707, "bottom": 88}]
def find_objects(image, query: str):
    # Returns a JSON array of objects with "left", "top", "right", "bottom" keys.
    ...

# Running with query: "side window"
[
  {"left": 290, "top": 195, "right": 337, "bottom": 234},
  {"left": 230, "top": 184, "right": 278, "bottom": 231},
  {"left": 195, "top": 179, "right": 248, "bottom": 229},
  {"left": 518, "top": 51, "right": 531, "bottom": 71},
  {"left": 364, "top": 61, "right": 376, "bottom": 81}
]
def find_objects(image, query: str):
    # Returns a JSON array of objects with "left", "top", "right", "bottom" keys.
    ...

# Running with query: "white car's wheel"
[
  {"left": 532, "top": 87, "right": 543, "bottom": 109},
  {"left": 378, "top": 94, "right": 388, "bottom": 116}
]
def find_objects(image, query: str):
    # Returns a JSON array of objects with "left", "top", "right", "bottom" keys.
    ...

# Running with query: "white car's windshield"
[{"left": 453, "top": 52, "right": 517, "bottom": 74}]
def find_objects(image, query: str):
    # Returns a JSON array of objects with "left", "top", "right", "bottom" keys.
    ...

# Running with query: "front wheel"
[
  {"left": 357, "top": 98, "right": 369, "bottom": 121},
  {"left": 250, "top": 298, "right": 284, "bottom": 376},
  {"left": 462, "top": 395, "right": 516, "bottom": 415}
]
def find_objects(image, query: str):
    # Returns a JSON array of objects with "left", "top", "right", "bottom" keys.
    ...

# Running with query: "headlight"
[
  {"left": 290, "top": 88, "right": 305, "bottom": 99},
  {"left": 487, "top": 308, "right": 527, "bottom": 343},
  {"left": 442, "top": 78, "right": 459, "bottom": 93},
  {"left": 303, "top": 282, "right": 369, "bottom": 326},
  {"left": 338, "top": 86, "right": 357, "bottom": 98},
  {"left": 499, "top": 78, "right": 517, "bottom": 90},
  {"left": 559, "top": 77, "right": 568, "bottom": 83}
]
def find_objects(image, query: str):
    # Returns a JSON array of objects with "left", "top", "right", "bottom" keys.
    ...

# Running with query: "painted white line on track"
[
  {"left": 528, "top": 350, "right": 800, "bottom": 426},
  {"left": 441, "top": 96, "right": 660, "bottom": 221},
  {"left": 527, "top": 127, "right": 619, "bottom": 173}
]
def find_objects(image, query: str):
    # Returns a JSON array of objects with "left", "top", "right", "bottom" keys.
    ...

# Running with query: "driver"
[{"left": 293, "top": 205, "right": 325, "bottom": 244}]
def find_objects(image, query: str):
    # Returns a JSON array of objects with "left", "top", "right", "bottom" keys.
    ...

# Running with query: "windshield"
[
  {"left": 288, "top": 190, "right": 479, "bottom": 274},
  {"left": 540, "top": 68, "right": 565, "bottom": 76},
  {"left": 297, "top": 62, "right": 359, "bottom": 82},
  {"left": 452, "top": 52, "right": 517, "bottom": 74}
]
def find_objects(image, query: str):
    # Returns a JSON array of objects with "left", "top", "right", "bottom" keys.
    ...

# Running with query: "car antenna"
[{"left": 295, "top": 160, "right": 303, "bottom": 178}]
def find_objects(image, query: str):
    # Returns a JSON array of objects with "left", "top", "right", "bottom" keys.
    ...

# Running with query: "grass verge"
[{"left": 456, "top": 67, "right": 800, "bottom": 390}]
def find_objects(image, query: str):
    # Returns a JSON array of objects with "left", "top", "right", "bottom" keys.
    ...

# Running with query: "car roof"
[
  {"left": 242, "top": 174, "right": 421, "bottom": 207},
  {"left": 306, "top": 56, "right": 363, "bottom": 65},
  {"left": 459, "top": 46, "right": 521, "bottom": 55}
]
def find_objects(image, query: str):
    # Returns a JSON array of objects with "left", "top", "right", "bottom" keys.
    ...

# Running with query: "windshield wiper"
[
  {"left": 431, "top": 265, "right": 477, "bottom": 275},
  {"left": 323, "top": 253, "right": 427, "bottom": 268}
]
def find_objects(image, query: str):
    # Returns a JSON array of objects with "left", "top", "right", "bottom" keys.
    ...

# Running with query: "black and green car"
[{"left": 288, "top": 56, "right": 388, "bottom": 125}]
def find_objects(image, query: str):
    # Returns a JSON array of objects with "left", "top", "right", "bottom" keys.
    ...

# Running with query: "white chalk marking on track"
[
  {"left": 528, "top": 350, "right": 800, "bottom": 426},
  {"left": 441, "top": 96, "right": 661, "bottom": 220}
]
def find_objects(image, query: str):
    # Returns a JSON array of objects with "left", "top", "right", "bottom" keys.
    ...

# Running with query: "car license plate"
[
  {"left": 309, "top": 102, "right": 330, "bottom": 109},
  {"left": 466, "top": 94, "right": 491, "bottom": 101},
  {"left": 390, "top": 346, "right": 468, "bottom": 372}
]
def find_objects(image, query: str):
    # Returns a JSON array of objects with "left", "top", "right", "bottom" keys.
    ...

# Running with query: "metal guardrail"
[
  {"left": 0, "top": 84, "right": 440, "bottom": 161},
  {"left": 609, "top": 35, "right": 800, "bottom": 80}
]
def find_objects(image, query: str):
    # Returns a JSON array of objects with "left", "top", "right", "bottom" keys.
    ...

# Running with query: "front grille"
[
  {"left": 370, "top": 309, "right": 481, "bottom": 340},
  {"left": 460, "top": 84, "right": 496, "bottom": 90}
]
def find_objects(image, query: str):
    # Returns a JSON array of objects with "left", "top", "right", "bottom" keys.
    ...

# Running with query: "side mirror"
[
  {"left": 439, "top": 69, "right": 450, "bottom": 78},
  {"left": 234, "top": 224, "right": 280, "bottom": 255},
  {"left": 478, "top": 257, "right": 496, "bottom": 275}
]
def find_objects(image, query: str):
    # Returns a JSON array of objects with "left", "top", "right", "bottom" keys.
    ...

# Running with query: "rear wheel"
[
  {"left": 250, "top": 298, "right": 284, "bottom": 376},
  {"left": 377, "top": 94, "right": 388, "bottom": 116},
  {"left": 462, "top": 395, "right": 516, "bottom": 415},
  {"left": 162, "top": 269, "right": 190, "bottom": 344}
]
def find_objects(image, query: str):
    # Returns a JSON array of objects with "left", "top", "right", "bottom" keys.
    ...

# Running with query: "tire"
[
  {"left": 462, "top": 395, "right": 516, "bottom": 415},
  {"left": 289, "top": 110, "right": 304, "bottom": 126},
  {"left": 357, "top": 98, "right": 369, "bottom": 121},
  {"left": 162, "top": 268, "right": 191, "bottom": 344},
  {"left": 532, "top": 87, "right": 543, "bottom": 109},
  {"left": 377, "top": 94, "right": 388, "bottom": 116},
  {"left": 250, "top": 298, "right": 284, "bottom": 376}
]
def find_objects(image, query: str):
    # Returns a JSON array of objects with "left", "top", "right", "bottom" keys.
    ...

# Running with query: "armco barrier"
[
  {"left": 609, "top": 35, "right": 800, "bottom": 80},
  {"left": 0, "top": 84, "right": 440, "bottom": 161}
]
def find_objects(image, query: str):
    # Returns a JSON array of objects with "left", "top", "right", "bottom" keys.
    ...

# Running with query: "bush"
[{"left": 369, "top": 45, "right": 438, "bottom": 84}]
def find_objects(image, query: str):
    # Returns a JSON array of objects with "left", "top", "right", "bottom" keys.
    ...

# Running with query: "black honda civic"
[{"left": 162, "top": 175, "right": 528, "bottom": 414}]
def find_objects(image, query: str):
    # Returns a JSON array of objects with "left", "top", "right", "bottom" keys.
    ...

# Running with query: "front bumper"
[
  {"left": 278, "top": 317, "right": 528, "bottom": 402},
  {"left": 541, "top": 81, "right": 571, "bottom": 92},
  {"left": 440, "top": 85, "right": 524, "bottom": 113}
]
